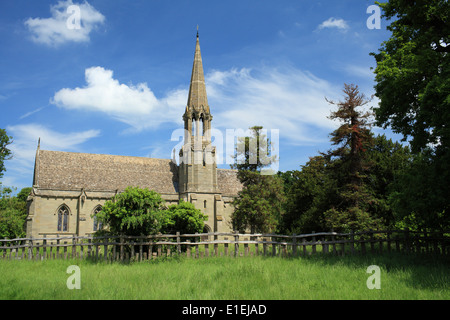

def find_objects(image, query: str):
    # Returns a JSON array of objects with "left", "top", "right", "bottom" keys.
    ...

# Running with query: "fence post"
[
  {"left": 72, "top": 235, "right": 77, "bottom": 259},
  {"left": 224, "top": 237, "right": 229, "bottom": 256},
  {"left": 186, "top": 240, "right": 191, "bottom": 258},
  {"left": 312, "top": 231, "right": 316, "bottom": 254},
  {"left": 292, "top": 234, "right": 297, "bottom": 257},
  {"left": 195, "top": 233, "right": 199, "bottom": 258},
  {"left": 263, "top": 238, "right": 267, "bottom": 256},
  {"left": 42, "top": 235, "right": 47, "bottom": 260},
  {"left": 244, "top": 238, "right": 248, "bottom": 256},
  {"left": 272, "top": 236, "right": 277, "bottom": 256},
  {"left": 104, "top": 237, "right": 108, "bottom": 262},
  {"left": 234, "top": 232, "right": 239, "bottom": 257},
  {"left": 176, "top": 232, "right": 181, "bottom": 255},
  {"left": 28, "top": 238, "right": 33, "bottom": 260},
  {"left": 120, "top": 236, "right": 124, "bottom": 261}
]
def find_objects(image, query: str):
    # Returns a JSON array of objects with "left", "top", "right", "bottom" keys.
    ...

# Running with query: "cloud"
[
  {"left": 317, "top": 17, "right": 349, "bottom": 31},
  {"left": 24, "top": 0, "right": 105, "bottom": 46},
  {"left": 206, "top": 67, "right": 340, "bottom": 144},
  {"left": 52, "top": 65, "right": 342, "bottom": 145},
  {"left": 52, "top": 66, "right": 186, "bottom": 131}
]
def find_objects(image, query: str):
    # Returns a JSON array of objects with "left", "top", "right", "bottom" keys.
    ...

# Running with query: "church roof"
[
  {"left": 34, "top": 150, "right": 179, "bottom": 194},
  {"left": 33, "top": 149, "right": 242, "bottom": 196}
]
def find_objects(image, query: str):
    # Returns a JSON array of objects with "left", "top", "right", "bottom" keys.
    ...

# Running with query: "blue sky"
[{"left": 0, "top": 0, "right": 403, "bottom": 192}]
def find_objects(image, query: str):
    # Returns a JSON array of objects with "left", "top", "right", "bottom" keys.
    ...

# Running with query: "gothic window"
[
  {"left": 204, "top": 200, "right": 207, "bottom": 208},
  {"left": 57, "top": 205, "right": 70, "bottom": 232},
  {"left": 93, "top": 205, "right": 103, "bottom": 232},
  {"left": 200, "top": 114, "right": 204, "bottom": 136},
  {"left": 192, "top": 117, "right": 196, "bottom": 136}
]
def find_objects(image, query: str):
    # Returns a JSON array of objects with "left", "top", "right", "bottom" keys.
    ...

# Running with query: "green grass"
[{"left": 0, "top": 252, "right": 448, "bottom": 300}]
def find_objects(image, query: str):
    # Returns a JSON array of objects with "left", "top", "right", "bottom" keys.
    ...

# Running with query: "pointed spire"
[{"left": 186, "top": 29, "right": 209, "bottom": 114}]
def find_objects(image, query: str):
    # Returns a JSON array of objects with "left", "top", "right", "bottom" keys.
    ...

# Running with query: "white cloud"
[
  {"left": 24, "top": 0, "right": 105, "bottom": 46},
  {"left": 318, "top": 17, "right": 349, "bottom": 31},
  {"left": 52, "top": 66, "right": 186, "bottom": 131},
  {"left": 206, "top": 67, "right": 340, "bottom": 144},
  {"left": 52, "top": 65, "right": 342, "bottom": 145}
]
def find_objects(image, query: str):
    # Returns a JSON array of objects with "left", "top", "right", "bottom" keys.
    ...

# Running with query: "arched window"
[
  {"left": 57, "top": 205, "right": 70, "bottom": 232},
  {"left": 93, "top": 205, "right": 103, "bottom": 232},
  {"left": 200, "top": 114, "right": 204, "bottom": 136},
  {"left": 192, "top": 117, "right": 196, "bottom": 136}
]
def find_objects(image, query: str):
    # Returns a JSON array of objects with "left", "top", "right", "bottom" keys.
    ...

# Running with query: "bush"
[
  {"left": 163, "top": 200, "right": 207, "bottom": 235},
  {"left": 94, "top": 186, "right": 169, "bottom": 236}
]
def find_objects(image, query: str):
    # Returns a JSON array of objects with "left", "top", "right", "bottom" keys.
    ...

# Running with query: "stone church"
[{"left": 26, "top": 33, "right": 242, "bottom": 238}]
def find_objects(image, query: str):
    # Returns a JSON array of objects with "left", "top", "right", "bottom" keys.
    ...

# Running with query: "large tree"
[
  {"left": 371, "top": 0, "right": 450, "bottom": 229},
  {"left": 371, "top": 0, "right": 449, "bottom": 153},
  {"left": 322, "top": 84, "right": 381, "bottom": 232},
  {"left": 230, "top": 126, "right": 284, "bottom": 233}
]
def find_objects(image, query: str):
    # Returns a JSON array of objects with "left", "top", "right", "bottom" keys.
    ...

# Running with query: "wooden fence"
[{"left": 0, "top": 229, "right": 449, "bottom": 262}]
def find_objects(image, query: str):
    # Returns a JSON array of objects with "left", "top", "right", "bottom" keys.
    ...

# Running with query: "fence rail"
[{"left": 1, "top": 229, "right": 449, "bottom": 262}]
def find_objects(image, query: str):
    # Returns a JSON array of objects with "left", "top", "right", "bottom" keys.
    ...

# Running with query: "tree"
[
  {"left": 278, "top": 157, "right": 337, "bottom": 234},
  {"left": 371, "top": 0, "right": 450, "bottom": 229},
  {"left": 0, "top": 129, "right": 13, "bottom": 180},
  {"left": 364, "top": 134, "right": 412, "bottom": 227},
  {"left": 94, "top": 186, "right": 169, "bottom": 236},
  {"left": 230, "top": 126, "right": 284, "bottom": 233},
  {"left": 322, "top": 84, "right": 381, "bottom": 232},
  {"left": 371, "top": 0, "right": 449, "bottom": 153},
  {"left": 164, "top": 200, "right": 207, "bottom": 235},
  {"left": 0, "top": 187, "right": 30, "bottom": 239}
]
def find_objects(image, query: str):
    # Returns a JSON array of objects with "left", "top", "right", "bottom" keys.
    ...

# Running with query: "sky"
[{"left": 0, "top": 0, "right": 404, "bottom": 193}]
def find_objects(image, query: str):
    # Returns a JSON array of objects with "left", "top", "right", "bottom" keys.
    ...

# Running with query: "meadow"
[{"left": 0, "top": 252, "right": 448, "bottom": 300}]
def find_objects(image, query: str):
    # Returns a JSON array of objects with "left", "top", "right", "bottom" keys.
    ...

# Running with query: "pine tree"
[{"left": 323, "top": 84, "right": 381, "bottom": 232}]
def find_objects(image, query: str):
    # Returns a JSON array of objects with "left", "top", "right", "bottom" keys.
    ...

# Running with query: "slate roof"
[
  {"left": 34, "top": 150, "right": 179, "bottom": 194},
  {"left": 33, "top": 150, "right": 242, "bottom": 196}
]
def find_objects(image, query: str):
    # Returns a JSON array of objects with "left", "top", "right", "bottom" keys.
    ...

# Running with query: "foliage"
[
  {"left": 94, "top": 186, "right": 169, "bottom": 236},
  {"left": 164, "top": 200, "right": 207, "bottom": 235},
  {"left": 0, "top": 187, "right": 31, "bottom": 239},
  {"left": 321, "top": 84, "right": 380, "bottom": 232},
  {"left": 279, "top": 86, "right": 416, "bottom": 234},
  {"left": 0, "top": 128, "right": 13, "bottom": 180},
  {"left": 232, "top": 171, "right": 285, "bottom": 233},
  {"left": 371, "top": 0, "right": 449, "bottom": 153},
  {"left": 371, "top": 0, "right": 450, "bottom": 229},
  {"left": 278, "top": 157, "right": 336, "bottom": 234},
  {"left": 230, "top": 126, "right": 284, "bottom": 233}
]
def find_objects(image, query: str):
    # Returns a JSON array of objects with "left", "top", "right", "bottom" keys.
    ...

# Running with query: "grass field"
[{"left": 0, "top": 252, "right": 448, "bottom": 300}]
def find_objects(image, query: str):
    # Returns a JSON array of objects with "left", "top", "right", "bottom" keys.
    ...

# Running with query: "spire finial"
[
  {"left": 37, "top": 137, "right": 40, "bottom": 149},
  {"left": 196, "top": 25, "right": 199, "bottom": 38}
]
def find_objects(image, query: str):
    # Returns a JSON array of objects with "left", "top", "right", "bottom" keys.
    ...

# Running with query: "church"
[{"left": 26, "top": 33, "right": 242, "bottom": 238}]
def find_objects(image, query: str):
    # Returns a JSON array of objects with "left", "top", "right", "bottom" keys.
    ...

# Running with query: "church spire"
[{"left": 186, "top": 29, "right": 209, "bottom": 114}]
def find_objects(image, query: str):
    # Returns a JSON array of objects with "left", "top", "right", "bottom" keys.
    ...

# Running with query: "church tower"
[{"left": 179, "top": 31, "right": 218, "bottom": 196}]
